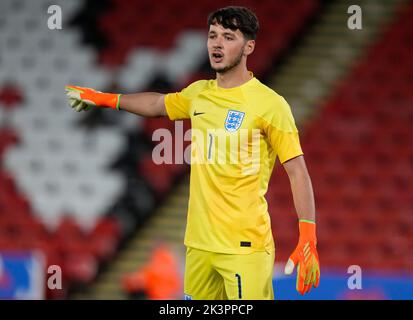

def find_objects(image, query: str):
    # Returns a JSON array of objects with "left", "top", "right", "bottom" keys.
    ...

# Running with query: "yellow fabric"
[
  {"left": 165, "top": 77, "right": 303, "bottom": 254},
  {"left": 184, "top": 247, "right": 275, "bottom": 300}
]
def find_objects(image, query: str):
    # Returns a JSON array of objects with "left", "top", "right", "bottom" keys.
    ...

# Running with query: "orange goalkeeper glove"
[
  {"left": 65, "top": 85, "right": 121, "bottom": 111},
  {"left": 284, "top": 219, "right": 320, "bottom": 295}
]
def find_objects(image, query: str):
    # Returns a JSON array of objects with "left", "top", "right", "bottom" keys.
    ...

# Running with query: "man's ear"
[{"left": 244, "top": 40, "right": 255, "bottom": 56}]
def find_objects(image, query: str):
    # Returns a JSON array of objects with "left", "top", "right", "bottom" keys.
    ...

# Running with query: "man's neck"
[{"left": 216, "top": 65, "right": 253, "bottom": 89}]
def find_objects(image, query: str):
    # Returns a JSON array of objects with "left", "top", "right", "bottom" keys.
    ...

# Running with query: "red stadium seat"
[
  {"left": 0, "top": 84, "right": 24, "bottom": 110},
  {"left": 138, "top": 155, "right": 174, "bottom": 197},
  {"left": 63, "top": 252, "right": 98, "bottom": 286}
]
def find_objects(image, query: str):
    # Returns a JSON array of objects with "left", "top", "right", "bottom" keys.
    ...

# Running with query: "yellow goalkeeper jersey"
[{"left": 164, "top": 75, "right": 303, "bottom": 254}]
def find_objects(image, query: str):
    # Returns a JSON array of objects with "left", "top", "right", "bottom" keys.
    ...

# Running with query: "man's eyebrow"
[{"left": 208, "top": 30, "right": 237, "bottom": 36}]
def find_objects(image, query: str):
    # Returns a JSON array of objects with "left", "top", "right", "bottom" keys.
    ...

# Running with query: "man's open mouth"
[{"left": 212, "top": 52, "right": 224, "bottom": 63}]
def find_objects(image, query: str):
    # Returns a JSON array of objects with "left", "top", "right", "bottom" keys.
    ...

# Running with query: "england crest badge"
[{"left": 224, "top": 110, "right": 245, "bottom": 132}]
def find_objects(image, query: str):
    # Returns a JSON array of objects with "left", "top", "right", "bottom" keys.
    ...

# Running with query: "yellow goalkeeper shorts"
[{"left": 183, "top": 247, "right": 275, "bottom": 300}]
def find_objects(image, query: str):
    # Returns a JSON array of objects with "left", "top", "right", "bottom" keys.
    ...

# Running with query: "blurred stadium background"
[{"left": 0, "top": 0, "right": 412, "bottom": 300}]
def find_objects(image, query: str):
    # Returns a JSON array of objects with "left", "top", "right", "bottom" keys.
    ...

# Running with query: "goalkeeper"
[{"left": 65, "top": 6, "right": 319, "bottom": 299}]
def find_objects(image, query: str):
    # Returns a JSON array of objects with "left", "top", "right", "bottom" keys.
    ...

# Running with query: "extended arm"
[
  {"left": 282, "top": 155, "right": 320, "bottom": 295},
  {"left": 65, "top": 85, "right": 167, "bottom": 117},
  {"left": 119, "top": 93, "right": 167, "bottom": 117}
]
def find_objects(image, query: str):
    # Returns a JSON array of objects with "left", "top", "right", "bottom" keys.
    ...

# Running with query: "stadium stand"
[
  {"left": 0, "top": 0, "right": 128, "bottom": 298},
  {"left": 1, "top": 0, "right": 411, "bottom": 300}
]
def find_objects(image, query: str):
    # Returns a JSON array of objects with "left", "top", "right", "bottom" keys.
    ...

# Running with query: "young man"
[{"left": 65, "top": 6, "right": 320, "bottom": 300}]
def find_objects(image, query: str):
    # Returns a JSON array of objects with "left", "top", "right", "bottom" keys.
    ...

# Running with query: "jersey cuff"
[
  {"left": 280, "top": 152, "right": 304, "bottom": 164},
  {"left": 164, "top": 94, "right": 175, "bottom": 120}
]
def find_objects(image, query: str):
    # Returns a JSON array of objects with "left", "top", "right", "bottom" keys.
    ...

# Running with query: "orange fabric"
[
  {"left": 122, "top": 268, "right": 148, "bottom": 293},
  {"left": 145, "top": 246, "right": 181, "bottom": 299},
  {"left": 122, "top": 245, "right": 182, "bottom": 299}
]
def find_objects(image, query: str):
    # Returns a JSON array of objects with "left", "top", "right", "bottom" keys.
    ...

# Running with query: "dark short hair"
[{"left": 207, "top": 6, "right": 259, "bottom": 40}]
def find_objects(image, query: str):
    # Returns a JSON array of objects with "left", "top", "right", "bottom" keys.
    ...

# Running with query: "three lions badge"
[{"left": 224, "top": 110, "right": 245, "bottom": 132}]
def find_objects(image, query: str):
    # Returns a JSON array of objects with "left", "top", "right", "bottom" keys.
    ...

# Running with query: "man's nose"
[{"left": 213, "top": 37, "right": 223, "bottom": 49}]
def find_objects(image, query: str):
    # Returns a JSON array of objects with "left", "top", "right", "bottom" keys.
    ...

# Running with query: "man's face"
[{"left": 207, "top": 23, "right": 250, "bottom": 74}]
